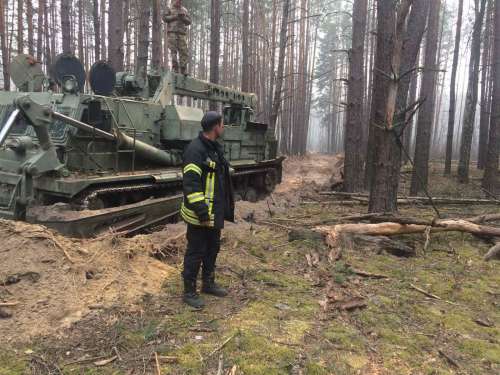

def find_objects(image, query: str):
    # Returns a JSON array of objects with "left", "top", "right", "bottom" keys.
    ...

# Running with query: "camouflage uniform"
[{"left": 163, "top": 6, "right": 191, "bottom": 74}]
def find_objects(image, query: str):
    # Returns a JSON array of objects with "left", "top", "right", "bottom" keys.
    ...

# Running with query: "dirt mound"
[{"left": 0, "top": 220, "right": 184, "bottom": 344}]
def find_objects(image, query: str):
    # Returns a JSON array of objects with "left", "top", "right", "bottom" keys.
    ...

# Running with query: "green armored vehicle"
[{"left": 0, "top": 54, "right": 283, "bottom": 237}]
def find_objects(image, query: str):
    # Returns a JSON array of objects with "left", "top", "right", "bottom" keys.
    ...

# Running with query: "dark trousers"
[{"left": 182, "top": 224, "right": 222, "bottom": 282}]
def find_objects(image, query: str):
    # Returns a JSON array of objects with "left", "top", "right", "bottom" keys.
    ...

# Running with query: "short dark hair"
[{"left": 201, "top": 111, "right": 222, "bottom": 132}]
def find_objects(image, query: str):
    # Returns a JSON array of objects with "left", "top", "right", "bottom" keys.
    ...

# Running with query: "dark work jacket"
[{"left": 181, "top": 133, "right": 235, "bottom": 229}]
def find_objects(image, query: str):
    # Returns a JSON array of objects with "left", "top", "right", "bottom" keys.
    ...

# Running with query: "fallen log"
[
  {"left": 315, "top": 219, "right": 500, "bottom": 239},
  {"left": 319, "top": 192, "right": 500, "bottom": 206}
]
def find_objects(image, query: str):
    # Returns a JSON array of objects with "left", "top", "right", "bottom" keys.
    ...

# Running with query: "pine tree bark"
[
  {"left": 269, "top": 0, "right": 290, "bottom": 132},
  {"left": 457, "top": 0, "right": 487, "bottom": 183},
  {"left": 0, "top": 0, "right": 9, "bottom": 90},
  {"left": 209, "top": 0, "right": 221, "bottom": 111},
  {"left": 394, "top": 0, "right": 430, "bottom": 155},
  {"left": 478, "top": 0, "right": 493, "bottom": 170},
  {"left": 17, "top": 0, "right": 23, "bottom": 54},
  {"left": 61, "top": 0, "right": 72, "bottom": 53},
  {"left": 410, "top": 0, "right": 441, "bottom": 196},
  {"left": 136, "top": 0, "right": 151, "bottom": 84},
  {"left": 26, "top": 0, "right": 34, "bottom": 56},
  {"left": 344, "top": 0, "right": 368, "bottom": 192},
  {"left": 367, "top": 0, "right": 413, "bottom": 213},
  {"left": 93, "top": 0, "right": 100, "bottom": 61},
  {"left": 241, "top": 0, "right": 250, "bottom": 92},
  {"left": 482, "top": 0, "right": 500, "bottom": 193},
  {"left": 108, "top": 0, "right": 124, "bottom": 72},
  {"left": 43, "top": 0, "right": 51, "bottom": 67},
  {"left": 36, "top": 0, "right": 44, "bottom": 61},
  {"left": 151, "top": 0, "right": 162, "bottom": 71},
  {"left": 100, "top": 0, "right": 107, "bottom": 60},
  {"left": 444, "top": 0, "right": 464, "bottom": 175},
  {"left": 78, "top": 0, "right": 84, "bottom": 59}
]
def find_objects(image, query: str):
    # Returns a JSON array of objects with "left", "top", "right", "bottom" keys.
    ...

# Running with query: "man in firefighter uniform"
[
  {"left": 163, "top": 0, "right": 191, "bottom": 74},
  {"left": 181, "top": 112, "right": 235, "bottom": 308}
]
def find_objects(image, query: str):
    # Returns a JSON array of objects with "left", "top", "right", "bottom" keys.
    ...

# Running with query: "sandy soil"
[{"left": 0, "top": 154, "right": 340, "bottom": 344}]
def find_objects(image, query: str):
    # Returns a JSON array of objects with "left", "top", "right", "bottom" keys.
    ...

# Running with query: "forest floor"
[{"left": 0, "top": 155, "right": 499, "bottom": 375}]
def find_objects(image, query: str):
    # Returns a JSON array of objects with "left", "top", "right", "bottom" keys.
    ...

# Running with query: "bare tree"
[
  {"left": 136, "top": 0, "right": 151, "bottom": 84},
  {"left": 444, "top": 0, "right": 464, "bottom": 175},
  {"left": 395, "top": 0, "right": 430, "bottom": 162},
  {"left": 477, "top": 0, "right": 493, "bottom": 170},
  {"left": 410, "top": 0, "right": 441, "bottom": 196},
  {"left": 26, "top": 0, "right": 34, "bottom": 56},
  {"left": 241, "top": 0, "right": 250, "bottom": 92},
  {"left": 17, "top": 0, "right": 23, "bottom": 54},
  {"left": 344, "top": 0, "right": 368, "bottom": 192},
  {"left": 457, "top": 0, "right": 487, "bottom": 183},
  {"left": 209, "top": 0, "right": 221, "bottom": 110},
  {"left": 151, "top": 0, "right": 162, "bottom": 71},
  {"left": 108, "top": 0, "right": 124, "bottom": 72},
  {"left": 269, "top": 0, "right": 290, "bottom": 131},
  {"left": 93, "top": 0, "right": 101, "bottom": 61},
  {"left": 61, "top": 0, "right": 72, "bottom": 53},
  {"left": 482, "top": 0, "right": 500, "bottom": 193},
  {"left": 367, "top": 0, "right": 413, "bottom": 213},
  {"left": 36, "top": 0, "right": 45, "bottom": 61},
  {"left": 0, "top": 0, "right": 9, "bottom": 90}
]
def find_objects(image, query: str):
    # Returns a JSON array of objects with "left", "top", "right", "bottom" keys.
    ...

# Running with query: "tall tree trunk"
[
  {"left": 241, "top": 0, "right": 250, "bottom": 92},
  {"left": 136, "top": 0, "right": 151, "bottom": 84},
  {"left": 36, "top": 0, "right": 44, "bottom": 61},
  {"left": 0, "top": 0, "right": 9, "bottom": 90},
  {"left": 482, "top": 0, "right": 500, "bottom": 193},
  {"left": 457, "top": 0, "right": 487, "bottom": 183},
  {"left": 17, "top": 0, "right": 23, "bottom": 54},
  {"left": 78, "top": 0, "right": 84, "bottom": 59},
  {"left": 444, "top": 0, "right": 464, "bottom": 175},
  {"left": 26, "top": 0, "right": 34, "bottom": 56},
  {"left": 93, "top": 0, "right": 101, "bottom": 61},
  {"left": 410, "top": 0, "right": 441, "bottom": 196},
  {"left": 151, "top": 0, "right": 162, "bottom": 71},
  {"left": 269, "top": 0, "right": 290, "bottom": 132},
  {"left": 43, "top": 0, "right": 51, "bottom": 67},
  {"left": 61, "top": 0, "right": 72, "bottom": 53},
  {"left": 100, "top": 0, "right": 107, "bottom": 60},
  {"left": 344, "top": 0, "right": 368, "bottom": 192},
  {"left": 108, "top": 0, "right": 124, "bottom": 72},
  {"left": 478, "top": 0, "right": 494, "bottom": 170},
  {"left": 394, "top": 0, "right": 430, "bottom": 163},
  {"left": 209, "top": 0, "right": 221, "bottom": 111},
  {"left": 367, "top": 0, "right": 412, "bottom": 213}
]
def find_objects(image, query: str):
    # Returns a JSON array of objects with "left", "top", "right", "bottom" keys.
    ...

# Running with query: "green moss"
[
  {"left": 0, "top": 352, "right": 26, "bottom": 375},
  {"left": 304, "top": 362, "right": 329, "bottom": 375},
  {"left": 230, "top": 332, "right": 296, "bottom": 375},
  {"left": 171, "top": 343, "right": 204, "bottom": 374},
  {"left": 323, "top": 324, "right": 366, "bottom": 350},
  {"left": 457, "top": 338, "right": 500, "bottom": 364}
]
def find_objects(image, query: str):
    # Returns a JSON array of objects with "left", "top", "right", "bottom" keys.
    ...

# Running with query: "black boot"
[
  {"left": 202, "top": 273, "right": 228, "bottom": 297},
  {"left": 183, "top": 279, "right": 205, "bottom": 309}
]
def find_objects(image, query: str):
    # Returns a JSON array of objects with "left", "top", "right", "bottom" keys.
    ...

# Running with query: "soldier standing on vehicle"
[
  {"left": 163, "top": 0, "right": 191, "bottom": 75},
  {"left": 180, "top": 112, "right": 235, "bottom": 309}
]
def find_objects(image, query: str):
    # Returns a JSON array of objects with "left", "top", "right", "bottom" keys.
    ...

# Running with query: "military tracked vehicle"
[{"left": 0, "top": 54, "right": 283, "bottom": 237}]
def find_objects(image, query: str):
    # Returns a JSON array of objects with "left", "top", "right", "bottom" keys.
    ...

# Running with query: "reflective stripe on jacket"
[{"left": 181, "top": 133, "right": 235, "bottom": 229}]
